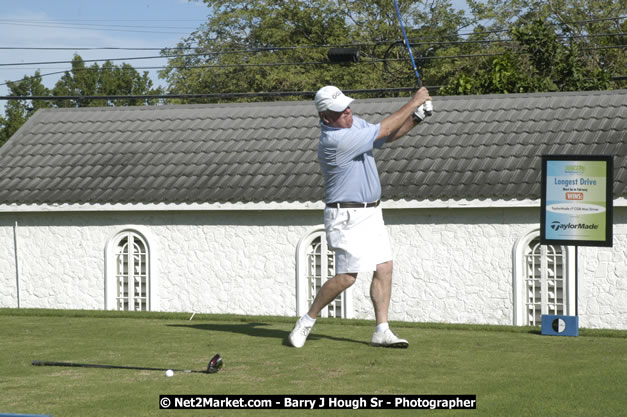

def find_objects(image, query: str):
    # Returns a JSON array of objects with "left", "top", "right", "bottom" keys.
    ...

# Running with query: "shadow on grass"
[{"left": 168, "top": 322, "right": 370, "bottom": 347}]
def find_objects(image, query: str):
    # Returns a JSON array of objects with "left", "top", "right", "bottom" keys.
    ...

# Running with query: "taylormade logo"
[{"left": 550, "top": 221, "right": 599, "bottom": 231}]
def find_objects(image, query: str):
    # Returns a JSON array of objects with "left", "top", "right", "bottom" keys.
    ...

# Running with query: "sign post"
[{"left": 540, "top": 155, "right": 613, "bottom": 336}]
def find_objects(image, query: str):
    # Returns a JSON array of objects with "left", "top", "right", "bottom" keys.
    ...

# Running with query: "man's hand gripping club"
[
  {"left": 377, "top": 87, "right": 431, "bottom": 142},
  {"left": 413, "top": 97, "right": 433, "bottom": 122}
]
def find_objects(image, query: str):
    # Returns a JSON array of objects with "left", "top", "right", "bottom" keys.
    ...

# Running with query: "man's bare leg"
[
  {"left": 289, "top": 273, "right": 356, "bottom": 348},
  {"left": 370, "top": 261, "right": 393, "bottom": 325},
  {"left": 308, "top": 273, "right": 357, "bottom": 318},
  {"left": 370, "top": 261, "right": 408, "bottom": 347}
]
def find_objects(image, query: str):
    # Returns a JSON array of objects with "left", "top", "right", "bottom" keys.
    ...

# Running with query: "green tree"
[
  {"left": 440, "top": 14, "right": 616, "bottom": 94},
  {"left": 449, "top": 0, "right": 625, "bottom": 94},
  {"left": 1, "top": 56, "right": 164, "bottom": 147},
  {"left": 159, "top": 0, "right": 469, "bottom": 103},
  {"left": 53, "top": 55, "right": 163, "bottom": 107},
  {"left": 0, "top": 72, "right": 51, "bottom": 147},
  {"left": 162, "top": 0, "right": 623, "bottom": 99}
]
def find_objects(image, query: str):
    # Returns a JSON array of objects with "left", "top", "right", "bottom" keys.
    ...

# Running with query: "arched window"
[
  {"left": 513, "top": 229, "right": 576, "bottom": 326},
  {"left": 296, "top": 227, "right": 352, "bottom": 318},
  {"left": 106, "top": 230, "right": 151, "bottom": 311}
]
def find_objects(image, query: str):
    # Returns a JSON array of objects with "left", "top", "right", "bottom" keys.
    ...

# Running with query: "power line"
[
  {"left": 0, "top": 14, "right": 622, "bottom": 88},
  {"left": 0, "top": 46, "right": 169, "bottom": 51},
  {"left": 2, "top": 76, "right": 626, "bottom": 102},
  {"left": 0, "top": 54, "right": 178, "bottom": 67},
  {"left": 0, "top": 18, "right": 204, "bottom": 22},
  {"left": 1, "top": 44, "right": 623, "bottom": 87},
  {"left": 0, "top": 19, "right": 199, "bottom": 30},
  {"left": 0, "top": 87, "right": 420, "bottom": 101},
  {"left": 0, "top": 53, "right": 522, "bottom": 87},
  {"left": 0, "top": 20, "right": 198, "bottom": 35},
  {"left": 1, "top": 33, "right": 623, "bottom": 68},
  {"left": 1, "top": 30, "right": 624, "bottom": 54},
  {"left": 1, "top": 51, "right": 508, "bottom": 69},
  {"left": 1, "top": 15, "right": 623, "bottom": 53}
]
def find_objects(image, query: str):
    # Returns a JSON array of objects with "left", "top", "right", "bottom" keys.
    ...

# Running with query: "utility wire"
[
  {"left": 0, "top": 15, "right": 622, "bottom": 86},
  {"left": 0, "top": 20, "right": 198, "bottom": 35},
  {"left": 0, "top": 15, "right": 620, "bottom": 36},
  {"left": 0, "top": 30, "right": 623, "bottom": 55},
  {"left": 0, "top": 34, "right": 623, "bottom": 68},
  {"left": 0, "top": 46, "right": 171, "bottom": 51},
  {"left": 0, "top": 54, "right": 196, "bottom": 67},
  {"left": 1, "top": 44, "right": 624, "bottom": 87},
  {"left": 0, "top": 87, "right": 421, "bottom": 101},
  {"left": 0, "top": 19, "right": 199, "bottom": 30},
  {"left": 1, "top": 18, "right": 204, "bottom": 22},
  {"left": 0, "top": 15, "right": 623, "bottom": 53},
  {"left": 2, "top": 77, "right": 626, "bottom": 102}
]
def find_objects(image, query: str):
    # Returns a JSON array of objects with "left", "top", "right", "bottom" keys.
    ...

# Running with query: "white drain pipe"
[{"left": 13, "top": 219, "right": 20, "bottom": 308}]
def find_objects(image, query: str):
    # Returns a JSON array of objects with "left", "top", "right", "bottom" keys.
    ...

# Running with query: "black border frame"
[{"left": 540, "top": 155, "right": 613, "bottom": 247}]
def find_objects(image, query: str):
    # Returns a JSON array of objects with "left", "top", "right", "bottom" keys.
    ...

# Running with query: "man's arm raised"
[{"left": 376, "top": 87, "right": 430, "bottom": 143}]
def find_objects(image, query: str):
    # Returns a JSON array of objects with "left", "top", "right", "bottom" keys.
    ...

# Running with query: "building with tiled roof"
[{"left": 0, "top": 90, "right": 625, "bottom": 329}]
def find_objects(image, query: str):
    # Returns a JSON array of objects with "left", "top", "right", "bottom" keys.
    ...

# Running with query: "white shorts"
[{"left": 323, "top": 205, "right": 393, "bottom": 274}]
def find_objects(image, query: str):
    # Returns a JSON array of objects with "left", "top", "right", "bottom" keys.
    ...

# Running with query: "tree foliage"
[
  {"left": 159, "top": 0, "right": 470, "bottom": 103},
  {"left": 1, "top": 0, "right": 624, "bottom": 146},
  {"left": 53, "top": 55, "right": 163, "bottom": 107},
  {"left": 0, "top": 72, "right": 51, "bottom": 147},
  {"left": 161, "top": 0, "right": 623, "bottom": 102},
  {"left": 0, "top": 56, "right": 163, "bottom": 147},
  {"left": 441, "top": 0, "right": 622, "bottom": 94}
]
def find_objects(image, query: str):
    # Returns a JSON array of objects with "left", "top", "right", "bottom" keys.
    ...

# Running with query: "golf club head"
[{"left": 207, "top": 354, "right": 223, "bottom": 373}]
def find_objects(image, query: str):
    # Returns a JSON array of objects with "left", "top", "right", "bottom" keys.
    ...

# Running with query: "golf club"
[
  {"left": 32, "top": 353, "right": 223, "bottom": 374},
  {"left": 392, "top": 0, "right": 433, "bottom": 115}
]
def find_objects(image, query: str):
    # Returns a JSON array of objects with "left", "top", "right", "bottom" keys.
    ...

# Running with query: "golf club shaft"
[
  {"left": 32, "top": 360, "right": 203, "bottom": 373},
  {"left": 393, "top": 0, "right": 422, "bottom": 87}
]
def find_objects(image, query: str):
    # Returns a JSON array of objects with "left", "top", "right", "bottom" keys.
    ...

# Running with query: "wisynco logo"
[
  {"left": 551, "top": 221, "right": 599, "bottom": 231},
  {"left": 565, "top": 165, "right": 585, "bottom": 174},
  {"left": 566, "top": 192, "right": 584, "bottom": 200}
]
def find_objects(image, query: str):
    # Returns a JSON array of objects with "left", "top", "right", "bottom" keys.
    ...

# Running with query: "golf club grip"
[
  {"left": 34, "top": 360, "right": 131, "bottom": 369},
  {"left": 32, "top": 360, "right": 84, "bottom": 367}
]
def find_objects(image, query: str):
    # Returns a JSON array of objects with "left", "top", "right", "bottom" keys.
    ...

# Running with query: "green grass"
[{"left": 0, "top": 309, "right": 625, "bottom": 417}]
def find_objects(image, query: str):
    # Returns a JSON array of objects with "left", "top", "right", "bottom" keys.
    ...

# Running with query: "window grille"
[
  {"left": 305, "top": 234, "right": 345, "bottom": 318},
  {"left": 524, "top": 238, "right": 566, "bottom": 326},
  {"left": 115, "top": 233, "right": 148, "bottom": 311}
]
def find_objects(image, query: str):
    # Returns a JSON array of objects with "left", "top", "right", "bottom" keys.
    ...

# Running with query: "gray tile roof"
[{"left": 0, "top": 90, "right": 625, "bottom": 206}]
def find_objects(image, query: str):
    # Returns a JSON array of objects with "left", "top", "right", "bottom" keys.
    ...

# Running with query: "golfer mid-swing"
[{"left": 289, "top": 85, "right": 431, "bottom": 348}]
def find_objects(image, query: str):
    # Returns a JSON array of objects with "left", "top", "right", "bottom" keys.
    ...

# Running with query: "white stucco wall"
[
  {"left": 0, "top": 219, "right": 17, "bottom": 306},
  {"left": 369, "top": 208, "right": 520, "bottom": 325},
  {"left": 0, "top": 207, "right": 625, "bottom": 329},
  {"left": 361, "top": 207, "right": 626, "bottom": 330},
  {"left": 578, "top": 236, "right": 627, "bottom": 328},
  {"left": 0, "top": 211, "right": 317, "bottom": 316}
]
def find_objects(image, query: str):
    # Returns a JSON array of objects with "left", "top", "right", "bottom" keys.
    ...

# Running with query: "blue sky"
[
  {"left": 0, "top": 0, "right": 208, "bottom": 107},
  {"left": 1, "top": 0, "right": 470, "bottom": 109}
]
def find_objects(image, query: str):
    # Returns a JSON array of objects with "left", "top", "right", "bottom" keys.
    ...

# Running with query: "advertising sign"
[{"left": 541, "top": 155, "right": 613, "bottom": 247}]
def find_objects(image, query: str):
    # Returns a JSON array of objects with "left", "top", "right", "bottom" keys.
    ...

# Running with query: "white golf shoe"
[
  {"left": 289, "top": 318, "right": 313, "bottom": 348},
  {"left": 370, "top": 328, "right": 409, "bottom": 348}
]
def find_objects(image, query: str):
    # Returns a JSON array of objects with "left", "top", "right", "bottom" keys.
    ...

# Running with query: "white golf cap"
[{"left": 314, "top": 85, "right": 354, "bottom": 112}]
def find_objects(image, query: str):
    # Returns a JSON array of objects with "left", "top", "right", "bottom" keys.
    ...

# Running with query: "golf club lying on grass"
[{"left": 32, "top": 353, "right": 223, "bottom": 375}]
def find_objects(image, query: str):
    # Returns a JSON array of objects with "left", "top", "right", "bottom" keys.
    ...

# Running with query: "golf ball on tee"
[{"left": 165, "top": 369, "right": 174, "bottom": 377}]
